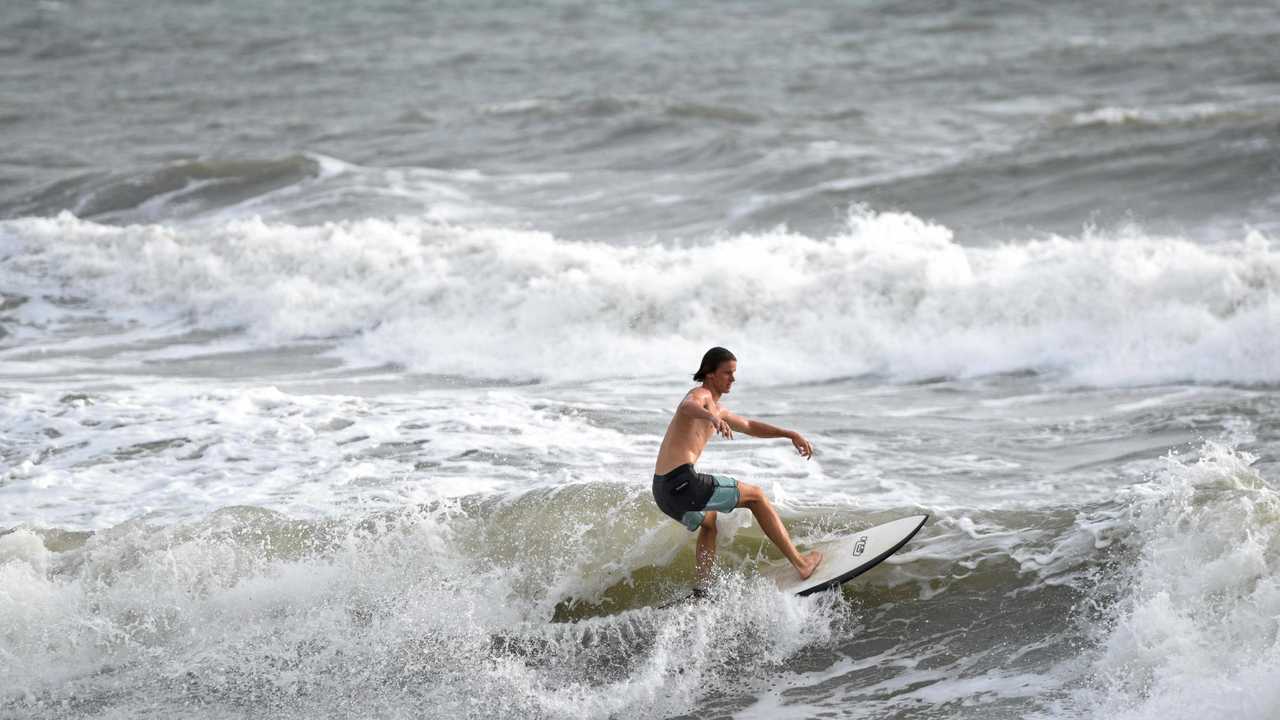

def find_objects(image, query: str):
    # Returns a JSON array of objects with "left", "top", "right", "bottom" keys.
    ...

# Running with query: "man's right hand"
[{"left": 712, "top": 415, "right": 734, "bottom": 440}]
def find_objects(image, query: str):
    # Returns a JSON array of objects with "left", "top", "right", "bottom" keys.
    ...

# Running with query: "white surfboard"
[{"left": 764, "top": 515, "right": 928, "bottom": 596}]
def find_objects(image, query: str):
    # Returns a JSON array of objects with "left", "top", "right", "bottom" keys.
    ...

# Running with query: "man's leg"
[
  {"left": 695, "top": 511, "right": 718, "bottom": 587},
  {"left": 736, "top": 483, "right": 822, "bottom": 579}
]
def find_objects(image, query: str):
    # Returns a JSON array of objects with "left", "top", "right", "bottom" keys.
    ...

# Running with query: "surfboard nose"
[{"left": 764, "top": 515, "right": 929, "bottom": 596}]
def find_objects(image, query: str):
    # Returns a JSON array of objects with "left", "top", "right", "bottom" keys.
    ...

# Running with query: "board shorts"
[{"left": 652, "top": 464, "right": 741, "bottom": 531}]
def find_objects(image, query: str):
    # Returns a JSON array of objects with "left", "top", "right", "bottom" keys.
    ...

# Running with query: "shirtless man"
[{"left": 652, "top": 347, "right": 823, "bottom": 587}]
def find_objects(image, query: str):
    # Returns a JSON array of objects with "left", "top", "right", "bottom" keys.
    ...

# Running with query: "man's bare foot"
[{"left": 795, "top": 551, "right": 823, "bottom": 580}]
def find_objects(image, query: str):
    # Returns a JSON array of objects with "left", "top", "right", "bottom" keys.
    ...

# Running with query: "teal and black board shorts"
[{"left": 652, "top": 464, "right": 741, "bottom": 531}]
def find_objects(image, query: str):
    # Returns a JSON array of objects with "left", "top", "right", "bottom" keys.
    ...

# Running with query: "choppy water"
[{"left": 2, "top": 1, "right": 1279, "bottom": 718}]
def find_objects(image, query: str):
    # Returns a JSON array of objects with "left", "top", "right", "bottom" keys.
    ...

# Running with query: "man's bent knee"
[{"left": 735, "top": 482, "right": 766, "bottom": 508}]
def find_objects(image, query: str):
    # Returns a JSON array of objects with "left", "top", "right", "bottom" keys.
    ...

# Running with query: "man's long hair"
[{"left": 693, "top": 347, "right": 736, "bottom": 382}]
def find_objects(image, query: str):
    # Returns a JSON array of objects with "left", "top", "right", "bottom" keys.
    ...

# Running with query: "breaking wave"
[{"left": 1, "top": 209, "right": 1276, "bottom": 385}]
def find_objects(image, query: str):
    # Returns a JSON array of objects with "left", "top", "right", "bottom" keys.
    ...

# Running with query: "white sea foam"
[
  {"left": 0, "top": 210, "right": 1277, "bottom": 386},
  {"left": 0, "top": 384, "right": 645, "bottom": 529},
  {"left": 1070, "top": 102, "right": 1268, "bottom": 128},
  {"left": 1082, "top": 443, "right": 1280, "bottom": 719}
]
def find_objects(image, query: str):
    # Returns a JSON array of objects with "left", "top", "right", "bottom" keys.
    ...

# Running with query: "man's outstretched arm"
[{"left": 724, "top": 412, "right": 813, "bottom": 458}]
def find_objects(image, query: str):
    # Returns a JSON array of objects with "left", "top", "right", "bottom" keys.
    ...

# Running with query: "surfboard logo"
[{"left": 853, "top": 536, "right": 867, "bottom": 556}]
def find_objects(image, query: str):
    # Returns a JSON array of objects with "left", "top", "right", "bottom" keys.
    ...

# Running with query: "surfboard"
[
  {"left": 763, "top": 514, "right": 928, "bottom": 596},
  {"left": 659, "top": 515, "right": 928, "bottom": 606}
]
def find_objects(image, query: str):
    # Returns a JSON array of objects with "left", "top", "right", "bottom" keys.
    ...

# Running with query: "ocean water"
[{"left": 2, "top": 1, "right": 1279, "bottom": 718}]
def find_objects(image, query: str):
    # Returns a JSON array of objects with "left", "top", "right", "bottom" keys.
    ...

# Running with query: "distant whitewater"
[{"left": 3, "top": 209, "right": 1277, "bottom": 386}]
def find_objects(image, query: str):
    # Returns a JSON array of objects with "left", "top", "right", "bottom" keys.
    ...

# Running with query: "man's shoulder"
[{"left": 685, "top": 386, "right": 712, "bottom": 401}]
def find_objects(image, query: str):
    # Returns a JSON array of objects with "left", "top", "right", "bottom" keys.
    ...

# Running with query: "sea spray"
[
  {"left": 0, "top": 501, "right": 842, "bottom": 719},
  {"left": 1087, "top": 443, "right": 1280, "bottom": 719}
]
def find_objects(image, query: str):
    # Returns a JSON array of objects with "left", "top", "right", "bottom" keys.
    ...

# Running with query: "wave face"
[
  {"left": 1, "top": 443, "right": 1274, "bottom": 719},
  {"left": 0, "top": 495, "right": 853, "bottom": 719},
  {"left": 2, "top": 210, "right": 1277, "bottom": 386}
]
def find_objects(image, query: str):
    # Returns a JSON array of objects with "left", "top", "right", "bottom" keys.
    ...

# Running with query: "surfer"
[{"left": 653, "top": 347, "right": 822, "bottom": 587}]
